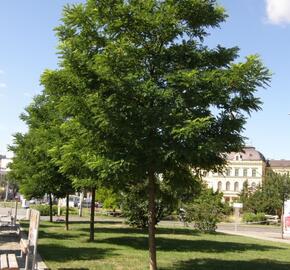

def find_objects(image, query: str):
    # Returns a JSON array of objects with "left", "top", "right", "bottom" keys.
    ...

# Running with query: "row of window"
[
  {"left": 223, "top": 168, "right": 257, "bottom": 177},
  {"left": 217, "top": 181, "right": 257, "bottom": 192}
]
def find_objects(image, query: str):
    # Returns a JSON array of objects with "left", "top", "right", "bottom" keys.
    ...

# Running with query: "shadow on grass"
[
  {"left": 100, "top": 236, "right": 283, "bottom": 253},
  {"left": 38, "top": 231, "right": 79, "bottom": 240},
  {"left": 39, "top": 244, "right": 117, "bottom": 262},
  {"left": 78, "top": 225, "right": 200, "bottom": 237},
  {"left": 160, "top": 258, "right": 290, "bottom": 270}
]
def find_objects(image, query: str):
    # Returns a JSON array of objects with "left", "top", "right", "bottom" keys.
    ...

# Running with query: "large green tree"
[{"left": 41, "top": 1, "right": 270, "bottom": 269}]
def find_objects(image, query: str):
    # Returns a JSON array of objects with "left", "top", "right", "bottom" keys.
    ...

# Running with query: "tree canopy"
[{"left": 10, "top": 1, "right": 271, "bottom": 269}]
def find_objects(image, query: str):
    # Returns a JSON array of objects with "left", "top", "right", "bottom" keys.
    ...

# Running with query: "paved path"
[{"left": 217, "top": 223, "right": 290, "bottom": 245}]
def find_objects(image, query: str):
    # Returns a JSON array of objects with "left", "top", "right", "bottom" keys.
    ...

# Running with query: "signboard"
[
  {"left": 233, "top": 203, "right": 243, "bottom": 209},
  {"left": 284, "top": 200, "right": 290, "bottom": 236}
]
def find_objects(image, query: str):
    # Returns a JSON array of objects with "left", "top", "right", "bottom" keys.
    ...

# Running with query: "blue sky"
[{"left": 0, "top": 0, "right": 289, "bottom": 160}]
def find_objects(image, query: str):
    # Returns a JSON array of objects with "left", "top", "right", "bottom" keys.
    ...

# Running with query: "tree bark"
[
  {"left": 148, "top": 171, "right": 157, "bottom": 270},
  {"left": 4, "top": 180, "right": 9, "bottom": 201},
  {"left": 49, "top": 193, "right": 53, "bottom": 223},
  {"left": 65, "top": 193, "right": 69, "bottom": 231},
  {"left": 89, "top": 187, "right": 96, "bottom": 241}
]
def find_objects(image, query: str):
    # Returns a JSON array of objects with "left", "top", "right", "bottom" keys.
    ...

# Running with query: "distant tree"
[
  {"left": 262, "top": 172, "right": 290, "bottom": 215},
  {"left": 9, "top": 94, "right": 74, "bottom": 228},
  {"left": 240, "top": 172, "right": 290, "bottom": 216},
  {"left": 40, "top": 1, "right": 270, "bottom": 269}
]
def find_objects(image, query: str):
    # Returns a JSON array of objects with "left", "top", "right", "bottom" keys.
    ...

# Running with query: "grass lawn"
[{"left": 23, "top": 219, "right": 290, "bottom": 270}]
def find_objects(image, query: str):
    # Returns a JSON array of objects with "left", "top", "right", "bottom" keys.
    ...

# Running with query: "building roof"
[
  {"left": 268, "top": 160, "right": 290, "bottom": 168},
  {"left": 226, "top": 147, "right": 266, "bottom": 162}
]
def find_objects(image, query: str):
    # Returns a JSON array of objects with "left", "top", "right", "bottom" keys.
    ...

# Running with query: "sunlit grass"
[{"left": 21, "top": 220, "right": 290, "bottom": 270}]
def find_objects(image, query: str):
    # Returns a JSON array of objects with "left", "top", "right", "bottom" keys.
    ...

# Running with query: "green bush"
[
  {"left": 243, "top": 212, "right": 266, "bottom": 223},
  {"left": 31, "top": 204, "right": 77, "bottom": 216},
  {"left": 243, "top": 212, "right": 256, "bottom": 223},
  {"left": 256, "top": 212, "right": 267, "bottom": 222},
  {"left": 185, "top": 189, "right": 225, "bottom": 233},
  {"left": 31, "top": 205, "right": 58, "bottom": 216},
  {"left": 121, "top": 183, "right": 173, "bottom": 229}
]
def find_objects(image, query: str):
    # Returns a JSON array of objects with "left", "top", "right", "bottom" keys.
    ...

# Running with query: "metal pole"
[
  {"left": 14, "top": 200, "right": 18, "bottom": 226},
  {"left": 79, "top": 192, "right": 83, "bottom": 217}
]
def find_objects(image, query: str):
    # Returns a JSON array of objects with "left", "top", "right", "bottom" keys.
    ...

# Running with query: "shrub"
[
  {"left": 243, "top": 212, "right": 266, "bottom": 223},
  {"left": 185, "top": 189, "right": 225, "bottom": 232},
  {"left": 121, "top": 183, "right": 173, "bottom": 228},
  {"left": 243, "top": 212, "right": 256, "bottom": 223},
  {"left": 31, "top": 204, "right": 77, "bottom": 216},
  {"left": 256, "top": 212, "right": 267, "bottom": 222}
]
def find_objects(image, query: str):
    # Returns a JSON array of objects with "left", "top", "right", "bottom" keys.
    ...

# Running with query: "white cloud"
[
  {"left": 266, "top": 0, "right": 290, "bottom": 25},
  {"left": 0, "top": 83, "right": 6, "bottom": 88}
]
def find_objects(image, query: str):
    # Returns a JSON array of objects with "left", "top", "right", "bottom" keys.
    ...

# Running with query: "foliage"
[
  {"left": 243, "top": 212, "right": 267, "bottom": 223},
  {"left": 96, "top": 187, "right": 121, "bottom": 210},
  {"left": 121, "top": 181, "right": 176, "bottom": 229},
  {"left": 184, "top": 189, "right": 226, "bottom": 232},
  {"left": 30, "top": 204, "right": 77, "bottom": 216},
  {"left": 31, "top": 0, "right": 270, "bottom": 267},
  {"left": 8, "top": 94, "right": 74, "bottom": 200},
  {"left": 240, "top": 172, "right": 290, "bottom": 215}
]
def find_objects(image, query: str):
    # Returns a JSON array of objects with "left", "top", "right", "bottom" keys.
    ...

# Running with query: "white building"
[
  {"left": 203, "top": 147, "right": 267, "bottom": 203},
  {"left": 0, "top": 155, "right": 11, "bottom": 181}
]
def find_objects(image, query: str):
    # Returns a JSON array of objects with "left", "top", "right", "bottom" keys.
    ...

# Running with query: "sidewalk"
[{"left": 217, "top": 228, "right": 290, "bottom": 245}]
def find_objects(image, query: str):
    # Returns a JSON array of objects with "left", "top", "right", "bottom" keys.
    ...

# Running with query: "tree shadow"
[
  {"left": 38, "top": 230, "right": 79, "bottom": 240},
  {"left": 160, "top": 258, "right": 290, "bottom": 270},
  {"left": 77, "top": 226, "right": 147, "bottom": 235},
  {"left": 99, "top": 236, "right": 284, "bottom": 253},
  {"left": 38, "top": 244, "right": 117, "bottom": 262},
  {"left": 77, "top": 225, "right": 200, "bottom": 237}
]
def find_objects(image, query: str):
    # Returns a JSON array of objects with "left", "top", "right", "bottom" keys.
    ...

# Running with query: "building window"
[
  {"left": 252, "top": 168, "right": 257, "bottom": 177},
  {"left": 235, "top": 156, "right": 239, "bottom": 161},
  {"left": 226, "top": 168, "right": 231, "bottom": 176},
  {"left": 234, "top": 182, "right": 239, "bottom": 192},
  {"left": 235, "top": 168, "right": 239, "bottom": 177},
  {"left": 226, "top": 181, "right": 230, "bottom": 191},
  {"left": 217, "top": 181, "right": 222, "bottom": 191},
  {"left": 243, "top": 168, "right": 247, "bottom": 177}
]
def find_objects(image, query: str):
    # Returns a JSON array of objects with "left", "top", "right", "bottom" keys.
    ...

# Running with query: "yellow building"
[{"left": 267, "top": 160, "right": 290, "bottom": 175}]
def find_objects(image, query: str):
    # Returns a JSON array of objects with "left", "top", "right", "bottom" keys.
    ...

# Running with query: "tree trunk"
[
  {"left": 4, "top": 180, "right": 9, "bottom": 201},
  {"left": 49, "top": 193, "right": 53, "bottom": 223},
  {"left": 65, "top": 193, "right": 69, "bottom": 231},
  {"left": 148, "top": 171, "right": 157, "bottom": 270},
  {"left": 89, "top": 187, "right": 96, "bottom": 241}
]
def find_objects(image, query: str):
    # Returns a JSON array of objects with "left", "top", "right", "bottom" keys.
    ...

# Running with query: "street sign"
[{"left": 233, "top": 203, "right": 243, "bottom": 208}]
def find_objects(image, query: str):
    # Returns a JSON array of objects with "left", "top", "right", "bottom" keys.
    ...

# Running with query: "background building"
[
  {"left": 267, "top": 160, "right": 290, "bottom": 175},
  {"left": 0, "top": 155, "right": 12, "bottom": 200},
  {"left": 203, "top": 147, "right": 267, "bottom": 203}
]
